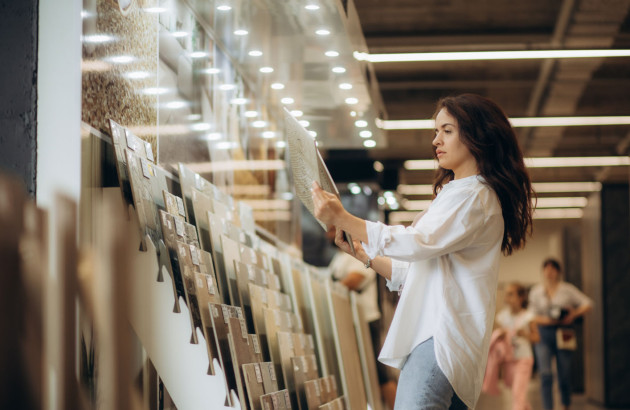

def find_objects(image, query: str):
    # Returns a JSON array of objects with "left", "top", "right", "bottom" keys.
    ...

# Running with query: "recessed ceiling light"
[
  {"left": 345, "top": 97, "right": 358, "bottom": 105},
  {"left": 248, "top": 50, "right": 263, "bottom": 57},
  {"left": 252, "top": 120, "right": 267, "bottom": 128},
  {"left": 325, "top": 50, "right": 339, "bottom": 57},
  {"left": 332, "top": 66, "right": 346, "bottom": 73},
  {"left": 281, "top": 97, "right": 295, "bottom": 104},
  {"left": 216, "top": 5, "right": 231, "bottom": 11},
  {"left": 124, "top": 71, "right": 151, "bottom": 80},
  {"left": 201, "top": 68, "right": 221, "bottom": 74},
  {"left": 290, "top": 110, "right": 303, "bottom": 117},
  {"left": 108, "top": 55, "right": 135, "bottom": 64},
  {"left": 230, "top": 97, "right": 248, "bottom": 105},
  {"left": 305, "top": 4, "right": 320, "bottom": 10},
  {"left": 143, "top": 7, "right": 167, "bottom": 13},
  {"left": 189, "top": 51, "right": 209, "bottom": 59},
  {"left": 363, "top": 140, "right": 376, "bottom": 148},
  {"left": 316, "top": 29, "right": 330, "bottom": 36},
  {"left": 165, "top": 101, "right": 188, "bottom": 109},
  {"left": 373, "top": 161, "right": 384, "bottom": 172},
  {"left": 262, "top": 131, "right": 276, "bottom": 139},
  {"left": 244, "top": 110, "right": 258, "bottom": 118},
  {"left": 271, "top": 83, "right": 285, "bottom": 90},
  {"left": 299, "top": 120, "right": 310, "bottom": 127},
  {"left": 172, "top": 31, "right": 188, "bottom": 38},
  {"left": 276, "top": 141, "right": 287, "bottom": 148},
  {"left": 82, "top": 34, "right": 115, "bottom": 44},
  {"left": 141, "top": 87, "right": 169, "bottom": 95},
  {"left": 234, "top": 29, "right": 249, "bottom": 36},
  {"left": 360, "top": 130, "right": 372, "bottom": 138},
  {"left": 309, "top": 130, "right": 317, "bottom": 138},
  {"left": 259, "top": 67, "right": 274, "bottom": 73},
  {"left": 218, "top": 84, "right": 235, "bottom": 91},
  {"left": 190, "top": 122, "right": 212, "bottom": 131},
  {"left": 355, "top": 120, "right": 368, "bottom": 127},
  {"left": 339, "top": 83, "right": 353, "bottom": 90},
  {"left": 203, "top": 132, "right": 222, "bottom": 141}
]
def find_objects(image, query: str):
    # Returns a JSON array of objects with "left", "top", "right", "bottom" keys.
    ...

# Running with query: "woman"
[
  {"left": 529, "top": 258, "right": 592, "bottom": 410},
  {"left": 483, "top": 283, "right": 540, "bottom": 410},
  {"left": 311, "top": 94, "right": 534, "bottom": 409}
]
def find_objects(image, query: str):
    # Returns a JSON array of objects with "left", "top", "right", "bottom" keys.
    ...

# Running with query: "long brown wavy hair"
[{"left": 432, "top": 94, "right": 534, "bottom": 255}]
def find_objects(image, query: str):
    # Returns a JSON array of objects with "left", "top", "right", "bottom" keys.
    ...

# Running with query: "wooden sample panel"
[
  {"left": 242, "top": 363, "right": 267, "bottom": 410},
  {"left": 227, "top": 315, "right": 261, "bottom": 409},
  {"left": 260, "top": 390, "right": 291, "bottom": 410},
  {"left": 318, "top": 396, "right": 345, "bottom": 410},
  {"left": 191, "top": 188, "right": 214, "bottom": 252},
  {"left": 208, "top": 212, "right": 230, "bottom": 304},
  {"left": 159, "top": 210, "right": 200, "bottom": 312},
  {"left": 162, "top": 190, "right": 187, "bottom": 221},
  {"left": 328, "top": 289, "right": 368, "bottom": 410},
  {"left": 220, "top": 234, "right": 242, "bottom": 309},
  {"left": 209, "top": 303, "right": 242, "bottom": 402}
]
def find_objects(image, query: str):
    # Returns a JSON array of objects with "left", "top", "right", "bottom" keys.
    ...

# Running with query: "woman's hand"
[
  {"left": 311, "top": 182, "right": 345, "bottom": 227},
  {"left": 561, "top": 308, "right": 576, "bottom": 326}
]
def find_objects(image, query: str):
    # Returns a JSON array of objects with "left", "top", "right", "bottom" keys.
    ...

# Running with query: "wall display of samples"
[{"left": 87, "top": 125, "right": 366, "bottom": 409}]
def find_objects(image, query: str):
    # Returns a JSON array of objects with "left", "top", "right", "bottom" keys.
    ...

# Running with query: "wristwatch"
[{"left": 364, "top": 258, "right": 372, "bottom": 269}]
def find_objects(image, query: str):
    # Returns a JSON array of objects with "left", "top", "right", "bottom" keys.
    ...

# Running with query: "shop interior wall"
[{"left": 0, "top": 0, "right": 38, "bottom": 196}]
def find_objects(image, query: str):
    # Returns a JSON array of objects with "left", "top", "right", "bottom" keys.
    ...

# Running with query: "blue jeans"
[
  {"left": 395, "top": 338, "right": 467, "bottom": 410},
  {"left": 534, "top": 326, "right": 573, "bottom": 410}
]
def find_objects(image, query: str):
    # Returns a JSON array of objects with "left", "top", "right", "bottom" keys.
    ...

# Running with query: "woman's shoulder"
[{"left": 528, "top": 284, "right": 545, "bottom": 298}]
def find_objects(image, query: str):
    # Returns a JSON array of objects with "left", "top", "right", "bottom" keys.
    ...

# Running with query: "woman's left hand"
[
  {"left": 311, "top": 182, "right": 345, "bottom": 227},
  {"left": 561, "top": 308, "right": 576, "bottom": 325}
]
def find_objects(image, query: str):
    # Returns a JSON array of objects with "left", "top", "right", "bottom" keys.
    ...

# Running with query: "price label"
[
  {"left": 176, "top": 197, "right": 186, "bottom": 217},
  {"left": 140, "top": 158, "right": 152, "bottom": 179},
  {"left": 252, "top": 335, "right": 261, "bottom": 354},
  {"left": 206, "top": 275, "right": 215, "bottom": 295},
  {"left": 174, "top": 218, "right": 185, "bottom": 237},
  {"left": 211, "top": 304, "right": 219, "bottom": 318},
  {"left": 221, "top": 305, "right": 230, "bottom": 323},
  {"left": 190, "top": 245, "right": 200, "bottom": 266},
  {"left": 125, "top": 129, "right": 136, "bottom": 150},
  {"left": 239, "top": 318, "right": 248, "bottom": 339},
  {"left": 269, "top": 365, "right": 276, "bottom": 381},
  {"left": 144, "top": 141, "right": 154, "bottom": 162},
  {"left": 314, "top": 381, "right": 321, "bottom": 397},
  {"left": 254, "top": 363, "right": 263, "bottom": 383},
  {"left": 271, "top": 394, "right": 279, "bottom": 409}
]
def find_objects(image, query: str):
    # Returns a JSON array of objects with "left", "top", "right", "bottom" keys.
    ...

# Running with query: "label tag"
[
  {"left": 196, "top": 276, "right": 203, "bottom": 288},
  {"left": 314, "top": 381, "right": 321, "bottom": 397},
  {"left": 140, "top": 158, "right": 152, "bottom": 179},
  {"left": 248, "top": 266, "right": 256, "bottom": 282},
  {"left": 176, "top": 197, "right": 186, "bottom": 217},
  {"left": 254, "top": 363, "right": 263, "bottom": 383},
  {"left": 174, "top": 218, "right": 185, "bottom": 237},
  {"left": 190, "top": 245, "right": 200, "bottom": 266},
  {"left": 284, "top": 391, "right": 291, "bottom": 409},
  {"left": 252, "top": 335, "right": 261, "bottom": 354},
  {"left": 271, "top": 394, "right": 279, "bottom": 409},
  {"left": 206, "top": 275, "right": 215, "bottom": 295},
  {"left": 239, "top": 318, "right": 248, "bottom": 339},
  {"left": 125, "top": 129, "right": 136, "bottom": 150},
  {"left": 221, "top": 305, "right": 230, "bottom": 323},
  {"left": 211, "top": 305, "right": 219, "bottom": 318},
  {"left": 144, "top": 141, "right": 154, "bottom": 162},
  {"left": 269, "top": 365, "right": 276, "bottom": 381}
]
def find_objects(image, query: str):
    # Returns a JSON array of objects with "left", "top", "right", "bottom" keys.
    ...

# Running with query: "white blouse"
[{"left": 363, "top": 175, "right": 504, "bottom": 409}]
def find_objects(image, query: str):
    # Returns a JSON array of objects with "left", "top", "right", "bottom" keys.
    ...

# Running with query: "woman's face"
[
  {"left": 432, "top": 108, "right": 478, "bottom": 179},
  {"left": 543, "top": 264, "right": 560, "bottom": 283}
]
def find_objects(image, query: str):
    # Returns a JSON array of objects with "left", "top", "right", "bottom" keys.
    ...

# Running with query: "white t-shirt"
[
  {"left": 528, "top": 282, "right": 592, "bottom": 319},
  {"left": 363, "top": 175, "right": 504, "bottom": 410},
  {"left": 495, "top": 308, "right": 535, "bottom": 359},
  {"left": 328, "top": 251, "right": 381, "bottom": 323}
]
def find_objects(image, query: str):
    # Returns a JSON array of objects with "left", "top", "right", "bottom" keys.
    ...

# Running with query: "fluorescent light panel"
[
  {"left": 399, "top": 182, "right": 602, "bottom": 194},
  {"left": 383, "top": 116, "right": 630, "bottom": 130},
  {"left": 404, "top": 157, "right": 630, "bottom": 170},
  {"left": 389, "top": 208, "right": 584, "bottom": 223},
  {"left": 355, "top": 49, "right": 630, "bottom": 63}
]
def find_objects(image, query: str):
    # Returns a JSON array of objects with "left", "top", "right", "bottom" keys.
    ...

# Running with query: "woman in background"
[
  {"left": 529, "top": 258, "right": 592, "bottom": 410},
  {"left": 312, "top": 94, "right": 535, "bottom": 409},
  {"left": 483, "top": 282, "right": 540, "bottom": 410}
]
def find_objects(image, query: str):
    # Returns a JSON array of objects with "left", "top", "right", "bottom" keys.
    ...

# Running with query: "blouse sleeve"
[
  {"left": 566, "top": 283, "right": 593, "bottom": 309},
  {"left": 363, "top": 189, "right": 489, "bottom": 262},
  {"left": 386, "top": 259, "right": 410, "bottom": 292}
]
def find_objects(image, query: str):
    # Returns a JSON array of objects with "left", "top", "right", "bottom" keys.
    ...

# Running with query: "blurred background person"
[
  {"left": 529, "top": 258, "right": 593, "bottom": 410},
  {"left": 483, "top": 282, "right": 540, "bottom": 410}
]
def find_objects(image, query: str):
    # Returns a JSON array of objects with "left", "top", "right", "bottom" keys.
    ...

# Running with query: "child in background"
[{"left": 483, "top": 283, "right": 540, "bottom": 410}]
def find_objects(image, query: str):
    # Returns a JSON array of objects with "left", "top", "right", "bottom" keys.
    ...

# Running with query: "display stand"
[{"left": 109, "top": 187, "right": 238, "bottom": 409}]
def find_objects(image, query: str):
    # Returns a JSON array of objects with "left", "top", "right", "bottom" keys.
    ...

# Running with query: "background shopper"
[{"left": 529, "top": 258, "right": 593, "bottom": 410}]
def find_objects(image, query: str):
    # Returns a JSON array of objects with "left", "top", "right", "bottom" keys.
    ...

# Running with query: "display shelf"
[{"left": 116, "top": 187, "right": 239, "bottom": 409}]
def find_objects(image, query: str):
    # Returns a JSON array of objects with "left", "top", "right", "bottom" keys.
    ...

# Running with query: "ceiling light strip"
[
  {"left": 382, "top": 116, "right": 630, "bottom": 130},
  {"left": 355, "top": 49, "right": 630, "bottom": 63},
  {"left": 398, "top": 182, "right": 602, "bottom": 195},
  {"left": 389, "top": 208, "right": 584, "bottom": 223},
  {"left": 404, "top": 157, "right": 630, "bottom": 170}
]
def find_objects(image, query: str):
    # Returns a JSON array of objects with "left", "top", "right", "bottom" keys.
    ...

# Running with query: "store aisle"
[{"left": 476, "top": 375, "right": 610, "bottom": 410}]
